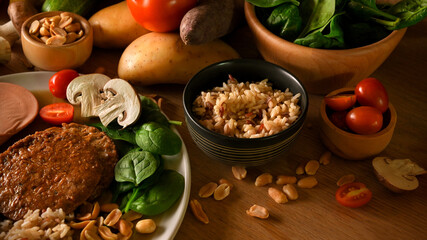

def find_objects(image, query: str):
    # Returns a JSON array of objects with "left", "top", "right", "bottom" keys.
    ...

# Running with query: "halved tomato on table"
[
  {"left": 324, "top": 94, "right": 356, "bottom": 111},
  {"left": 39, "top": 103, "right": 74, "bottom": 125},
  {"left": 335, "top": 182, "right": 372, "bottom": 208}
]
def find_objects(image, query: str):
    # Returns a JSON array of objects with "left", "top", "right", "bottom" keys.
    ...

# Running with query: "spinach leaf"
[
  {"left": 298, "top": 0, "right": 336, "bottom": 37},
  {"left": 90, "top": 122, "right": 136, "bottom": 145},
  {"left": 266, "top": 3, "right": 303, "bottom": 41},
  {"left": 111, "top": 181, "right": 135, "bottom": 203},
  {"left": 246, "top": 0, "right": 300, "bottom": 8},
  {"left": 134, "top": 122, "right": 182, "bottom": 155},
  {"left": 140, "top": 95, "right": 160, "bottom": 110},
  {"left": 294, "top": 13, "right": 345, "bottom": 48},
  {"left": 138, "top": 95, "right": 170, "bottom": 126},
  {"left": 341, "top": 17, "right": 391, "bottom": 48},
  {"left": 346, "top": 0, "right": 400, "bottom": 28},
  {"left": 114, "top": 148, "right": 160, "bottom": 186},
  {"left": 130, "top": 170, "right": 185, "bottom": 216},
  {"left": 386, "top": 0, "right": 427, "bottom": 29}
]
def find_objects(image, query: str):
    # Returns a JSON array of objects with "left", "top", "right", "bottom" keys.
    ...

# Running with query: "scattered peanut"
[
  {"left": 214, "top": 183, "right": 231, "bottom": 200},
  {"left": 29, "top": 12, "right": 84, "bottom": 46},
  {"left": 232, "top": 166, "right": 247, "bottom": 180},
  {"left": 189, "top": 199, "right": 209, "bottom": 224},
  {"left": 70, "top": 220, "right": 91, "bottom": 229},
  {"left": 219, "top": 178, "right": 234, "bottom": 189},
  {"left": 276, "top": 175, "right": 297, "bottom": 185},
  {"left": 305, "top": 160, "right": 320, "bottom": 175},
  {"left": 282, "top": 184, "right": 298, "bottom": 200},
  {"left": 268, "top": 187, "right": 288, "bottom": 204},
  {"left": 337, "top": 174, "right": 356, "bottom": 186},
  {"left": 319, "top": 151, "right": 332, "bottom": 165},
  {"left": 255, "top": 173, "right": 273, "bottom": 187},
  {"left": 296, "top": 162, "right": 305, "bottom": 175},
  {"left": 104, "top": 209, "right": 122, "bottom": 227},
  {"left": 135, "top": 219, "right": 157, "bottom": 234},
  {"left": 121, "top": 210, "right": 143, "bottom": 222},
  {"left": 118, "top": 219, "right": 134, "bottom": 237},
  {"left": 98, "top": 225, "right": 118, "bottom": 240},
  {"left": 100, "top": 203, "right": 120, "bottom": 213},
  {"left": 297, "top": 176, "right": 318, "bottom": 188},
  {"left": 198, "top": 182, "right": 218, "bottom": 198},
  {"left": 246, "top": 204, "right": 269, "bottom": 219}
]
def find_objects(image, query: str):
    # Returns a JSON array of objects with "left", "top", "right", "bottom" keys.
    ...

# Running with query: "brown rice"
[
  {"left": 192, "top": 75, "right": 301, "bottom": 138},
  {"left": 0, "top": 208, "right": 74, "bottom": 240}
]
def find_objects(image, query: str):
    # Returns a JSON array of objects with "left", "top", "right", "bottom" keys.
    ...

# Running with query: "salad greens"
[
  {"left": 247, "top": 0, "right": 427, "bottom": 49},
  {"left": 91, "top": 95, "right": 184, "bottom": 216}
]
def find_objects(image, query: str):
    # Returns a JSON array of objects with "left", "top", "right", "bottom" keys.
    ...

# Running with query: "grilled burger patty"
[{"left": 0, "top": 123, "right": 118, "bottom": 220}]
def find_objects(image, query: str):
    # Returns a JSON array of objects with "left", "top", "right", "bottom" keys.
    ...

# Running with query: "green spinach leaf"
[
  {"left": 134, "top": 122, "right": 182, "bottom": 155},
  {"left": 266, "top": 3, "right": 303, "bottom": 41},
  {"left": 114, "top": 148, "right": 160, "bottom": 186},
  {"left": 246, "top": 0, "right": 300, "bottom": 8},
  {"left": 346, "top": 0, "right": 400, "bottom": 28},
  {"left": 111, "top": 181, "right": 135, "bottom": 203},
  {"left": 386, "top": 0, "right": 427, "bottom": 29},
  {"left": 90, "top": 122, "right": 136, "bottom": 145},
  {"left": 130, "top": 170, "right": 185, "bottom": 216},
  {"left": 298, "top": 0, "right": 336, "bottom": 37}
]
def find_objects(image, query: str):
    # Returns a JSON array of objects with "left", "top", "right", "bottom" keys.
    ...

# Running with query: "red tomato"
[
  {"left": 355, "top": 77, "right": 389, "bottom": 113},
  {"left": 39, "top": 103, "right": 74, "bottom": 125},
  {"left": 324, "top": 94, "right": 357, "bottom": 111},
  {"left": 126, "top": 0, "right": 197, "bottom": 32},
  {"left": 329, "top": 111, "right": 348, "bottom": 130},
  {"left": 49, "top": 69, "right": 79, "bottom": 98},
  {"left": 346, "top": 106, "right": 383, "bottom": 135},
  {"left": 335, "top": 182, "right": 372, "bottom": 208}
]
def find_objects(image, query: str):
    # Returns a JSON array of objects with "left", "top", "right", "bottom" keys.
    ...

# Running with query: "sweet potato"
[
  {"left": 118, "top": 32, "right": 240, "bottom": 85},
  {"left": 89, "top": 1, "right": 150, "bottom": 49},
  {"left": 180, "top": 0, "right": 243, "bottom": 45}
]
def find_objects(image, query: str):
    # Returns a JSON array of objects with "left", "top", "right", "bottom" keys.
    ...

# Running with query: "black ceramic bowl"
[{"left": 183, "top": 59, "right": 308, "bottom": 166}]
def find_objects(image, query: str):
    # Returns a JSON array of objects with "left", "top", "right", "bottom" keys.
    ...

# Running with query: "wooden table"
[{"left": 1, "top": 4, "right": 426, "bottom": 240}]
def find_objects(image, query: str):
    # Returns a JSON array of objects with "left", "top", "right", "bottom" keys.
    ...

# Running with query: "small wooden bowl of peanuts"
[{"left": 21, "top": 11, "right": 93, "bottom": 71}]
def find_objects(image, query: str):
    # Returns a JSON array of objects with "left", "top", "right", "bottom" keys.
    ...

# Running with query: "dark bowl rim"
[{"left": 183, "top": 58, "right": 309, "bottom": 143}]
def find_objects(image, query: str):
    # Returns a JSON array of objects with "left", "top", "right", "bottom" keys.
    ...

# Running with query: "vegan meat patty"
[{"left": 0, "top": 123, "right": 118, "bottom": 220}]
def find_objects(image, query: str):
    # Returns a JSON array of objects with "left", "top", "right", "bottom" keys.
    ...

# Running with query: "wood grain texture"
[{"left": 0, "top": 4, "right": 426, "bottom": 239}]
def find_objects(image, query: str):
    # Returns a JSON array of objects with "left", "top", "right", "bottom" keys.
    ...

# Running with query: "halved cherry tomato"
[
  {"left": 335, "top": 182, "right": 372, "bottom": 208},
  {"left": 49, "top": 69, "right": 79, "bottom": 98},
  {"left": 346, "top": 106, "right": 383, "bottom": 135},
  {"left": 39, "top": 103, "right": 74, "bottom": 125},
  {"left": 329, "top": 111, "right": 348, "bottom": 130},
  {"left": 126, "top": 0, "right": 197, "bottom": 32},
  {"left": 324, "top": 94, "right": 356, "bottom": 111},
  {"left": 355, "top": 77, "right": 389, "bottom": 113}
]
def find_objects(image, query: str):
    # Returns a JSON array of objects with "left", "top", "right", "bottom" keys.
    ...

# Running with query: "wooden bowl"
[
  {"left": 319, "top": 88, "right": 397, "bottom": 160},
  {"left": 244, "top": 2, "right": 407, "bottom": 94},
  {"left": 21, "top": 11, "right": 93, "bottom": 71},
  {"left": 183, "top": 59, "right": 308, "bottom": 166}
]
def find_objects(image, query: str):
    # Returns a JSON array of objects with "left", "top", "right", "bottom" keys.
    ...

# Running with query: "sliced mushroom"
[
  {"left": 372, "top": 157, "right": 427, "bottom": 193},
  {"left": 66, "top": 74, "right": 110, "bottom": 117},
  {"left": 94, "top": 78, "right": 141, "bottom": 128}
]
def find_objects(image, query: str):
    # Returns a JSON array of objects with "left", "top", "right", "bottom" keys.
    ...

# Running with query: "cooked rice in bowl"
[
  {"left": 192, "top": 75, "right": 301, "bottom": 138},
  {"left": 0, "top": 208, "right": 74, "bottom": 240}
]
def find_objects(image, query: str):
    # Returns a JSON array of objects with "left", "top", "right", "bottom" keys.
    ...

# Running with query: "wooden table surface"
[{"left": 1, "top": 3, "right": 426, "bottom": 240}]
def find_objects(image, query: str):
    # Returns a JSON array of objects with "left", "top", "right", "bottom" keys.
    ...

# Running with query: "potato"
[
  {"left": 89, "top": 1, "right": 150, "bottom": 48},
  {"left": 118, "top": 32, "right": 240, "bottom": 85}
]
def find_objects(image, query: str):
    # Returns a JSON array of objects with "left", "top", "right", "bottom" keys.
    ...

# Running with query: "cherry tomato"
[
  {"left": 126, "top": 0, "right": 197, "bottom": 32},
  {"left": 355, "top": 77, "right": 389, "bottom": 113},
  {"left": 346, "top": 106, "right": 383, "bottom": 135},
  {"left": 335, "top": 182, "right": 372, "bottom": 208},
  {"left": 39, "top": 103, "right": 74, "bottom": 125},
  {"left": 49, "top": 69, "right": 79, "bottom": 98},
  {"left": 324, "top": 94, "right": 357, "bottom": 111},
  {"left": 329, "top": 111, "right": 349, "bottom": 130}
]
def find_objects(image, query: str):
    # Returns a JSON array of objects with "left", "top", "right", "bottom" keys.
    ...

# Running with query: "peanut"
[
  {"left": 70, "top": 220, "right": 91, "bottom": 229},
  {"left": 255, "top": 173, "right": 273, "bottom": 187},
  {"left": 100, "top": 203, "right": 120, "bottom": 213},
  {"left": 282, "top": 184, "right": 298, "bottom": 200},
  {"left": 246, "top": 204, "right": 269, "bottom": 219},
  {"left": 98, "top": 225, "right": 118, "bottom": 240},
  {"left": 297, "top": 176, "right": 318, "bottom": 188},
  {"left": 268, "top": 187, "right": 288, "bottom": 204},
  {"left": 232, "top": 166, "right": 247, "bottom": 180},
  {"left": 121, "top": 210, "right": 143, "bottom": 222},
  {"left": 305, "top": 160, "right": 320, "bottom": 175},
  {"left": 198, "top": 182, "right": 218, "bottom": 198},
  {"left": 296, "top": 162, "right": 305, "bottom": 175},
  {"left": 104, "top": 209, "right": 122, "bottom": 227},
  {"left": 337, "top": 174, "right": 356, "bottom": 186},
  {"left": 189, "top": 199, "right": 209, "bottom": 224},
  {"left": 319, "top": 151, "right": 331, "bottom": 165},
  {"left": 118, "top": 219, "right": 134, "bottom": 237},
  {"left": 276, "top": 175, "right": 297, "bottom": 185},
  {"left": 219, "top": 178, "right": 234, "bottom": 189},
  {"left": 90, "top": 202, "right": 100, "bottom": 220},
  {"left": 135, "top": 219, "right": 156, "bottom": 234},
  {"left": 214, "top": 183, "right": 231, "bottom": 200}
]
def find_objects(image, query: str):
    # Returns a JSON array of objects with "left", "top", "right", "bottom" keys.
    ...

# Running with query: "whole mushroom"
[{"left": 372, "top": 157, "right": 426, "bottom": 193}]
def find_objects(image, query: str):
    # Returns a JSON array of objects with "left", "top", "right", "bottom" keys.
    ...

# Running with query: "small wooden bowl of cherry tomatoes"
[{"left": 319, "top": 78, "right": 397, "bottom": 160}]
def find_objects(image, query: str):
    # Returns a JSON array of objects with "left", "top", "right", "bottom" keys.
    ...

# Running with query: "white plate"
[{"left": 0, "top": 71, "right": 191, "bottom": 240}]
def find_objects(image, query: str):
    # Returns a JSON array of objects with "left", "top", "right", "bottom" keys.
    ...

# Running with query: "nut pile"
[{"left": 29, "top": 12, "right": 84, "bottom": 45}]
